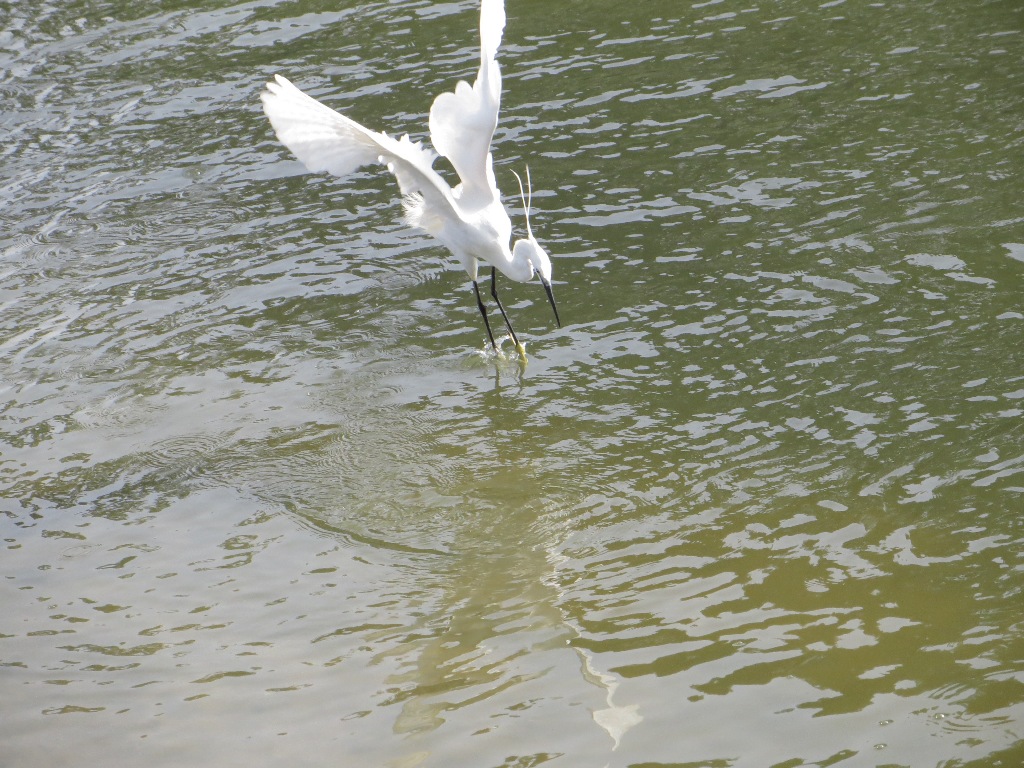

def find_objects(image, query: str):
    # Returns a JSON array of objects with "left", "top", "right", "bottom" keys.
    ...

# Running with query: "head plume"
[{"left": 511, "top": 166, "right": 560, "bottom": 326}]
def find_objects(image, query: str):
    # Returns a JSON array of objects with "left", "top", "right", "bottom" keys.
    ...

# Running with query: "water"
[{"left": 2, "top": 0, "right": 1022, "bottom": 765}]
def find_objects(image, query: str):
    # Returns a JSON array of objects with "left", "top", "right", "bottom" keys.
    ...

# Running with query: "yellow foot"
[{"left": 515, "top": 342, "right": 528, "bottom": 364}]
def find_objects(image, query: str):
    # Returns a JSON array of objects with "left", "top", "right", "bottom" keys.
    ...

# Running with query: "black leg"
[
  {"left": 489, "top": 267, "right": 520, "bottom": 348},
  {"left": 473, "top": 280, "right": 498, "bottom": 349}
]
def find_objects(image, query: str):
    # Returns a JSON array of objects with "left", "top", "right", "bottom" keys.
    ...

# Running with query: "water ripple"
[{"left": 2, "top": 0, "right": 1023, "bottom": 765}]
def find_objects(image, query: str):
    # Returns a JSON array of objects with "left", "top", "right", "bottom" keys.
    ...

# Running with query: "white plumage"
[{"left": 261, "top": 0, "right": 559, "bottom": 357}]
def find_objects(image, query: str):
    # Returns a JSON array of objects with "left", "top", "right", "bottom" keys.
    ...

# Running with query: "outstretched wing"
[
  {"left": 261, "top": 74, "right": 457, "bottom": 234},
  {"left": 428, "top": 0, "right": 506, "bottom": 208},
  {"left": 262, "top": 74, "right": 381, "bottom": 177}
]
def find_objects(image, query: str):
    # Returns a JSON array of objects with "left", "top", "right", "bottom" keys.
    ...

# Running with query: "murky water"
[{"left": 2, "top": 0, "right": 1022, "bottom": 765}]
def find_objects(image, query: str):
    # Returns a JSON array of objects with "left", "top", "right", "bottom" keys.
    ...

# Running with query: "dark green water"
[{"left": 2, "top": 0, "right": 1022, "bottom": 766}]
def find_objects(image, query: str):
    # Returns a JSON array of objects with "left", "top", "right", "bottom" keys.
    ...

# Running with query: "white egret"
[{"left": 260, "top": 0, "right": 560, "bottom": 359}]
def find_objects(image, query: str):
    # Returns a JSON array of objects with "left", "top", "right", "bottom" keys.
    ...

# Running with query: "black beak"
[{"left": 541, "top": 278, "right": 561, "bottom": 328}]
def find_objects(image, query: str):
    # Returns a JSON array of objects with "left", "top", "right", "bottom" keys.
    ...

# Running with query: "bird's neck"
[{"left": 503, "top": 238, "right": 538, "bottom": 283}]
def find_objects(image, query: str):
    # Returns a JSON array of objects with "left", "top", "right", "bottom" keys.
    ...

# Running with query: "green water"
[{"left": 2, "top": 0, "right": 1022, "bottom": 766}]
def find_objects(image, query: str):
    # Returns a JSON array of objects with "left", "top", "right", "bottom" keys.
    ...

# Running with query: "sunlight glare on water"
[{"left": 2, "top": 0, "right": 1023, "bottom": 766}]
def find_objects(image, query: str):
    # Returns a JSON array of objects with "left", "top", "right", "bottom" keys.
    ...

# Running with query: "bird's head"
[{"left": 511, "top": 167, "right": 561, "bottom": 328}]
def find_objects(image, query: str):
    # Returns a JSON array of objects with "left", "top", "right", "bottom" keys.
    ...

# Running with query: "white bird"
[{"left": 260, "top": 0, "right": 560, "bottom": 359}]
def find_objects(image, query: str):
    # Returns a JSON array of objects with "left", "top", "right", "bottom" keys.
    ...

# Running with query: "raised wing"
[
  {"left": 261, "top": 74, "right": 457, "bottom": 233},
  {"left": 262, "top": 74, "right": 382, "bottom": 177},
  {"left": 427, "top": 0, "right": 506, "bottom": 208}
]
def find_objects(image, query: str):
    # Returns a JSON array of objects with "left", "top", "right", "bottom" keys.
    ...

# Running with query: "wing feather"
[
  {"left": 261, "top": 74, "right": 457, "bottom": 233},
  {"left": 427, "top": 0, "right": 506, "bottom": 208}
]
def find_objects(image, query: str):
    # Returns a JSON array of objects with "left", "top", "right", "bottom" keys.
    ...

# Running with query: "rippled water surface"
[{"left": 3, "top": 0, "right": 1023, "bottom": 765}]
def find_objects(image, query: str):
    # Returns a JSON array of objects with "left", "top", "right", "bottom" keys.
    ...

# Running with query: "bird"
[{"left": 260, "top": 0, "right": 560, "bottom": 360}]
